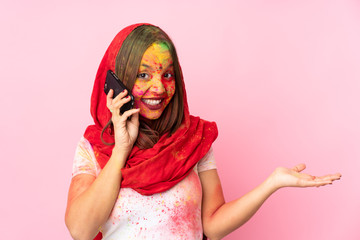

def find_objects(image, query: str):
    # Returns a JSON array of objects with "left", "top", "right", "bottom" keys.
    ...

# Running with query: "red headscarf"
[{"left": 84, "top": 23, "right": 217, "bottom": 195}]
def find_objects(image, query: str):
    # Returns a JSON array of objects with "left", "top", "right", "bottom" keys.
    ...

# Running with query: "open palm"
[{"left": 272, "top": 163, "right": 341, "bottom": 189}]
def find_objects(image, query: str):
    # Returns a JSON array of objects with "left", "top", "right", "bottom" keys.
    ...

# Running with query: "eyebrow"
[
  {"left": 141, "top": 64, "right": 152, "bottom": 69},
  {"left": 140, "top": 63, "right": 173, "bottom": 71}
]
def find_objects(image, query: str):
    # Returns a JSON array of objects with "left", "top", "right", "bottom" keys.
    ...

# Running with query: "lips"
[{"left": 141, "top": 98, "right": 164, "bottom": 110}]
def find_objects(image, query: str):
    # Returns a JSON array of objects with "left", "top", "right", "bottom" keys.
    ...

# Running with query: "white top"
[{"left": 72, "top": 136, "right": 217, "bottom": 240}]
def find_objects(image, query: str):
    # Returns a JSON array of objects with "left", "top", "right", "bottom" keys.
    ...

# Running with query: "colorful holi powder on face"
[{"left": 131, "top": 43, "right": 175, "bottom": 119}]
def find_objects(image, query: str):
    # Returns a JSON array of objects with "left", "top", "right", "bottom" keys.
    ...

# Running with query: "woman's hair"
[{"left": 101, "top": 25, "right": 184, "bottom": 149}]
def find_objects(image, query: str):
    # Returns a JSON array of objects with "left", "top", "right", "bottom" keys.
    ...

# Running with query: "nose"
[{"left": 150, "top": 74, "right": 165, "bottom": 94}]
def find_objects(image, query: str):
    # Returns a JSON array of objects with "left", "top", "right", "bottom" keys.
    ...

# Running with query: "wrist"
[
  {"left": 265, "top": 172, "right": 282, "bottom": 193},
  {"left": 113, "top": 144, "right": 132, "bottom": 156},
  {"left": 111, "top": 146, "right": 130, "bottom": 166}
]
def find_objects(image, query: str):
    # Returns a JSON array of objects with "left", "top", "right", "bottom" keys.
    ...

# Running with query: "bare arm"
[
  {"left": 200, "top": 164, "right": 341, "bottom": 240},
  {"left": 65, "top": 89, "right": 140, "bottom": 240},
  {"left": 65, "top": 148, "right": 127, "bottom": 240}
]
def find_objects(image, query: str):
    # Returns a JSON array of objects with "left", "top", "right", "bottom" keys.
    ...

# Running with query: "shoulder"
[
  {"left": 72, "top": 136, "right": 100, "bottom": 178},
  {"left": 197, "top": 146, "right": 217, "bottom": 173}
]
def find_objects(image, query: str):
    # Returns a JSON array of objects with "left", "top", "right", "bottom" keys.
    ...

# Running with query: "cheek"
[
  {"left": 164, "top": 80, "right": 176, "bottom": 98},
  {"left": 131, "top": 83, "right": 146, "bottom": 97},
  {"left": 132, "top": 81, "right": 149, "bottom": 108}
]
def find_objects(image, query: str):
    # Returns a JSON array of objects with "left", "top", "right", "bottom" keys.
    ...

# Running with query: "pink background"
[{"left": 1, "top": 0, "right": 359, "bottom": 239}]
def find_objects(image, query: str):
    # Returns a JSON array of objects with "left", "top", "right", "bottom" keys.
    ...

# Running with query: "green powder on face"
[{"left": 156, "top": 42, "right": 170, "bottom": 51}]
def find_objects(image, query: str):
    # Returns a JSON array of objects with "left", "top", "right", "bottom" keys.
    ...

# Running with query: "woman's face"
[{"left": 132, "top": 42, "right": 176, "bottom": 120}]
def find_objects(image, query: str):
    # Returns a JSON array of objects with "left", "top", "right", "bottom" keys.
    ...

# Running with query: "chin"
[{"left": 139, "top": 111, "right": 163, "bottom": 120}]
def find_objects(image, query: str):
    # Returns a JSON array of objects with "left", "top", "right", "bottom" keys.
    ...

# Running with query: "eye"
[
  {"left": 137, "top": 73, "right": 150, "bottom": 79},
  {"left": 164, "top": 73, "right": 174, "bottom": 79}
]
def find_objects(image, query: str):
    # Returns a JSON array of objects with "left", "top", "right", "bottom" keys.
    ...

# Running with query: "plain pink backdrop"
[{"left": 1, "top": 0, "right": 359, "bottom": 239}]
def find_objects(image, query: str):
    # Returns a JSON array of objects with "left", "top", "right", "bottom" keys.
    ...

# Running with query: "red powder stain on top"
[
  {"left": 169, "top": 201, "right": 201, "bottom": 238},
  {"left": 167, "top": 170, "right": 203, "bottom": 238}
]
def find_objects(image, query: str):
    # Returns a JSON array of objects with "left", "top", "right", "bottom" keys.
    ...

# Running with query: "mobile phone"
[{"left": 104, "top": 70, "right": 134, "bottom": 114}]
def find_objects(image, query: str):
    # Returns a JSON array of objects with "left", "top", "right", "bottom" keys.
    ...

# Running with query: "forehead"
[{"left": 141, "top": 42, "right": 172, "bottom": 63}]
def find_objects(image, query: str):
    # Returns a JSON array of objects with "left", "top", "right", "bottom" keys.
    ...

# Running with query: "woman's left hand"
[{"left": 270, "top": 163, "right": 341, "bottom": 190}]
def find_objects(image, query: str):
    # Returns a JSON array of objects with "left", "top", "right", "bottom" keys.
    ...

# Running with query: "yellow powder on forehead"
[
  {"left": 145, "top": 43, "right": 169, "bottom": 55},
  {"left": 142, "top": 42, "right": 172, "bottom": 65}
]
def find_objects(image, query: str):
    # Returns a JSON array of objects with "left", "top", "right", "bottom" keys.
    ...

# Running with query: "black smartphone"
[{"left": 104, "top": 70, "right": 134, "bottom": 114}]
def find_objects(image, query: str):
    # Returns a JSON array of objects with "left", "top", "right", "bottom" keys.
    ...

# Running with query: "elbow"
[
  {"left": 203, "top": 231, "right": 222, "bottom": 240},
  {"left": 67, "top": 229, "right": 82, "bottom": 240},
  {"left": 65, "top": 218, "right": 82, "bottom": 240},
  {"left": 65, "top": 214, "right": 95, "bottom": 240},
  {"left": 66, "top": 225, "right": 92, "bottom": 240},
  {"left": 203, "top": 220, "right": 223, "bottom": 240}
]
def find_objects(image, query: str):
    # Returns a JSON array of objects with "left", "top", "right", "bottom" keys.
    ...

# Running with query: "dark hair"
[{"left": 101, "top": 25, "right": 184, "bottom": 149}]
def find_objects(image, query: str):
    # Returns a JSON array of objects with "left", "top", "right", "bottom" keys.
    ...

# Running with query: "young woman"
[{"left": 65, "top": 23, "right": 341, "bottom": 240}]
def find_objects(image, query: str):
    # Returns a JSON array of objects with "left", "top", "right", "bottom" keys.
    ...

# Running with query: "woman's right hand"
[
  {"left": 106, "top": 89, "right": 140, "bottom": 155},
  {"left": 66, "top": 90, "right": 138, "bottom": 239}
]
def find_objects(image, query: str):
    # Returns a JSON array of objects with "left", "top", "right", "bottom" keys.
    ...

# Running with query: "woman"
[{"left": 65, "top": 23, "right": 341, "bottom": 240}]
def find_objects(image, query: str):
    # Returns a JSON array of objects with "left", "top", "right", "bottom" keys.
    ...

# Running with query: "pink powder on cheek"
[
  {"left": 132, "top": 81, "right": 148, "bottom": 96},
  {"left": 132, "top": 80, "right": 151, "bottom": 110},
  {"left": 163, "top": 80, "right": 175, "bottom": 97}
]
